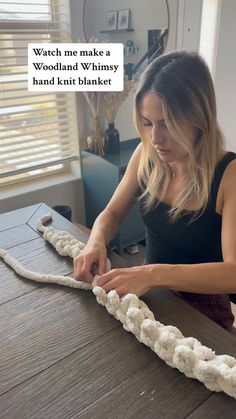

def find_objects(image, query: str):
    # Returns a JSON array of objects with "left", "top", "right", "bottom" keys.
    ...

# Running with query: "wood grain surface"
[
  {"left": 0, "top": 203, "right": 40, "bottom": 231},
  {"left": 1, "top": 203, "right": 236, "bottom": 419},
  {"left": 0, "top": 224, "right": 38, "bottom": 250},
  {"left": 0, "top": 287, "right": 119, "bottom": 395}
]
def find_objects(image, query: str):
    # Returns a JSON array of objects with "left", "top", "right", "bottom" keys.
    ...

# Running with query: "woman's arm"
[
  {"left": 74, "top": 143, "right": 142, "bottom": 281},
  {"left": 96, "top": 159, "right": 236, "bottom": 296},
  {"left": 88, "top": 142, "right": 142, "bottom": 244}
]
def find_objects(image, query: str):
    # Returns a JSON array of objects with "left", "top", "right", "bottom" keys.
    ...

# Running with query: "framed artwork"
[
  {"left": 106, "top": 10, "right": 117, "bottom": 31},
  {"left": 118, "top": 9, "right": 130, "bottom": 30}
]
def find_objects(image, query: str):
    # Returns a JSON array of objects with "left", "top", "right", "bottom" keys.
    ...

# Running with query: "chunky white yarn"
[
  {"left": 36, "top": 213, "right": 85, "bottom": 259},
  {"left": 36, "top": 213, "right": 111, "bottom": 271},
  {"left": 0, "top": 213, "right": 236, "bottom": 399},
  {"left": 0, "top": 248, "right": 91, "bottom": 290},
  {"left": 92, "top": 286, "right": 236, "bottom": 398}
]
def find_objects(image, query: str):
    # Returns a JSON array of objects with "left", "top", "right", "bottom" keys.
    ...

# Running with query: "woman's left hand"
[{"left": 95, "top": 265, "right": 155, "bottom": 297}]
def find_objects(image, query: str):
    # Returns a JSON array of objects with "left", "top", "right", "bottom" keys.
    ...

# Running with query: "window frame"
[{"left": 0, "top": 0, "right": 80, "bottom": 188}]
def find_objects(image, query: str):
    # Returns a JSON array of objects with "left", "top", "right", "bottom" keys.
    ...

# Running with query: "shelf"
[{"left": 100, "top": 29, "right": 134, "bottom": 34}]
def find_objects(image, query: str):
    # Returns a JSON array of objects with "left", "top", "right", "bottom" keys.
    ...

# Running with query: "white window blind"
[{"left": 0, "top": 0, "right": 79, "bottom": 185}]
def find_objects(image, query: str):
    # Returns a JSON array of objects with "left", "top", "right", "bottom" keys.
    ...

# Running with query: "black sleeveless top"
[{"left": 141, "top": 152, "right": 236, "bottom": 331}]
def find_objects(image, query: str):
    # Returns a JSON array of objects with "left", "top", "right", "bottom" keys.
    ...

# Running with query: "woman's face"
[{"left": 139, "top": 92, "right": 195, "bottom": 164}]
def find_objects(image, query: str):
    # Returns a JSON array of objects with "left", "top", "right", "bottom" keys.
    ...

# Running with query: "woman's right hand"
[{"left": 73, "top": 241, "right": 107, "bottom": 283}]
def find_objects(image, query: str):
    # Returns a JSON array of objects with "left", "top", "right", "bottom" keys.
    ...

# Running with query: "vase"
[
  {"left": 86, "top": 130, "right": 97, "bottom": 153},
  {"left": 86, "top": 117, "right": 104, "bottom": 156},
  {"left": 103, "top": 122, "right": 120, "bottom": 155}
]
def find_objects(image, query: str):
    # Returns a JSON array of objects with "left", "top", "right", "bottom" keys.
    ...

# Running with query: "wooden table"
[{"left": 1, "top": 203, "right": 236, "bottom": 418}]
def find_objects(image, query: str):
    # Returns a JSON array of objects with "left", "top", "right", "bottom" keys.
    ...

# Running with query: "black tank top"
[
  {"left": 141, "top": 152, "right": 236, "bottom": 331},
  {"left": 141, "top": 152, "right": 236, "bottom": 265}
]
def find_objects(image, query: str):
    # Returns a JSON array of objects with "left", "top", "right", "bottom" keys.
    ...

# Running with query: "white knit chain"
[{"left": 0, "top": 213, "right": 236, "bottom": 400}]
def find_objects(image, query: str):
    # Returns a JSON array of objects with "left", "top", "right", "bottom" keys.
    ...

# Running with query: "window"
[{"left": 0, "top": 0, "right": 79, "bottom": 186}]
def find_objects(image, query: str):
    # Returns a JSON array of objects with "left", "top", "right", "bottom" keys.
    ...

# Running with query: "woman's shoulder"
[
  {"left": 133, "top": 141, "right": 143, "bottom": 158},
  {"left": 220, "top": 151, "right": 236, "bottom": 196},
  {"left": 221, "top": 150, "right": 236, "bottom": 173},
  {"left": 215, "top": 151, "right": 236, "bottom": 178},
  {"left": 127, "top": 142, "right": 143, "bottom": 169}
]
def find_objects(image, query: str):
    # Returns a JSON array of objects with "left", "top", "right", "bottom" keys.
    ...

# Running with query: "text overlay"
[{"left": 28, "top": 43, "right": 124, "bottom": 92}]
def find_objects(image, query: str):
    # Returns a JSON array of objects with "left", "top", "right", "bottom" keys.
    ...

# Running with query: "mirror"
[{"left": 83, "top": 0, "right": 169, "bottom": 80}]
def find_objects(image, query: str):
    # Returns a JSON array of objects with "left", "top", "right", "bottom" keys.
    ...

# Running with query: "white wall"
[
  {"left": 70, "top": 0, "right": 179, "bottom": 145},
  {"left": 85, "top": 0, "right": 168, "bottom": 65},
  {"left": 176, "top": 0, "right": 203, "bottom": 51},
  {"left": 116, "top": 0, "right": 179, "bottom": 141},
  {"left": 175, "top": 0, "right": 236, "bottom": 152},
  {"left": 214, "top": 0, "right": 236, "bottom": 152},
  {"left": 165, "top": 0, "right": 179, "bottom": 53}
]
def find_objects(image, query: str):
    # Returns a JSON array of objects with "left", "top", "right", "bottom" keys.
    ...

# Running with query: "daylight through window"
[{"left": 0, "top": 0, "right": 79, "bottom": 186}]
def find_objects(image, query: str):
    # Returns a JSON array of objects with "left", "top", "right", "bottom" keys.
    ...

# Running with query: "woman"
[{"left": 74, "top": 51, "right": 236, "bottom": 332}]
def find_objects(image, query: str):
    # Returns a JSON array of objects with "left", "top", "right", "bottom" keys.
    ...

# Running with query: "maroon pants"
[{"left": 178, "top": 292, "right": 235, "bottom": 333}]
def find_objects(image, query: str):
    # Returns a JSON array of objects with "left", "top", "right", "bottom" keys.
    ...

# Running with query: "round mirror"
[{"left": 83, "top": 0, "right": 169, "bottom": 80}]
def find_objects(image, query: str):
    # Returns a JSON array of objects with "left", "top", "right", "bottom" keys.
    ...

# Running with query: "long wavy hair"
[{"left": 134, "top": 51, "right": 225, "bottom": 222}]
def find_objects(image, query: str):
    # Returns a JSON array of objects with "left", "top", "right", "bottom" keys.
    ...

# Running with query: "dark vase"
[{"left": 103, "top": 123, "right": 120, "bottom": 155}]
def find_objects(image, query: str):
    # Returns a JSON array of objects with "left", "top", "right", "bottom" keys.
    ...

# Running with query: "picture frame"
[
  {"left": 117, "top": 9, "right": 130, "bottom": 30},
  {"left": 106, "top": 10, "right": 117, "bottom": 31}
]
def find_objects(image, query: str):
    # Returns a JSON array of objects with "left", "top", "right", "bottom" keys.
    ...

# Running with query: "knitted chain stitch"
[{"left": 0, "top": 213, "right": 236, "bottom": 399}]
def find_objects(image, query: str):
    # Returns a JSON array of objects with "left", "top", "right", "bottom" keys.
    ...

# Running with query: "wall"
[
  {"left": 77, "top": 0, "right": 236, "bottom": 150},
  {"left": 176, "top": 0, "right": 202, "bottom": 51},
  {"left": 70, "top": 0, "right": 179, "bottom": 146},
  {"left": 175, "top": 0, "right": 236, "bottom": 152},
  {"left": 84, "top": 0, "right": 168, "bottom": 65},
  {"left": 116, "top": 0, "right": 179, "bottom": 141},
  {"left": 214, "top": 0, "right": 236, "bottom": 152}
]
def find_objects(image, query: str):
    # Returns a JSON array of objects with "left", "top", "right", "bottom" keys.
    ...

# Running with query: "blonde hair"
[{"left": 134, "top": 51, "right": 225, "bottom": 222}]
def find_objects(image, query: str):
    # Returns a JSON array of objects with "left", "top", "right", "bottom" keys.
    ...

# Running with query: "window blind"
[{"left": 0, "top": 0, "right": 79, "bottom": 184}]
